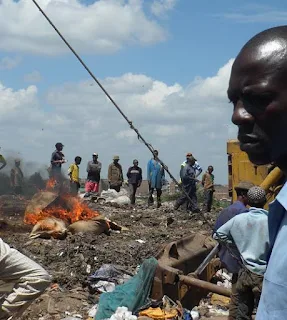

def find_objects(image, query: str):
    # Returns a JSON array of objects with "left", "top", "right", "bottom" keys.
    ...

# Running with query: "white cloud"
[
  {"left": 0, "top": 59, "right": 236, "bottom": 184},
  {"left": 0, "top": 0, "right": 170, "bottom": 55},
  {"left": 24, "top": 70, "right": 42, "bottom": 83},
  {"left": 0, "top": 56, "right": 21, "bottom": 70},
  {"left": 220, "top": 5, "right": 287, "bottom": 23},
  {"left": 151, "top": 0, "right": 178, "bottom": 17}
]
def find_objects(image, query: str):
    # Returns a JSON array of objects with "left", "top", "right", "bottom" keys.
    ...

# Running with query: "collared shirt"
[
  {"left": 257, "top": 182, "right": 287, "bottom": 319},
  {"left": 214, "top": 207, "right": 269, "bottom": 276},
  {"left": 213, "top": 201, "right": 248, "bottom": 273}
]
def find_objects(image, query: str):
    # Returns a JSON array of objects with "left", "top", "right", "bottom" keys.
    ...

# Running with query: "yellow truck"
[{"left": 227, "top": 139, "right": 284, "bottom": 205}]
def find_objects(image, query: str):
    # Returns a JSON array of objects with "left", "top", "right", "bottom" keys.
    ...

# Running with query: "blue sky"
[{"left": 0, "top": 0, "right": 286, "bottom": 183}]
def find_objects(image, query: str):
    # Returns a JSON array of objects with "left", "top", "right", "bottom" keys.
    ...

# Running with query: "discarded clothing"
[
  {"left": 214, "top": 207, "right": 269, "bottom": 275},
  {"left": 139, "top": 307, "right": 177, "bottom": 320},
  {"left": 88, "top": 264, "right": 131, "bottom": 289},
  {"left": 95, "top": 257, "right": 158, "bottom": 320}
]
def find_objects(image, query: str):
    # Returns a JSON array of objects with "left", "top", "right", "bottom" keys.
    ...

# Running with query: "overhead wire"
[{"left": 31, "top": 0, "right": 247, "bottom": 271}]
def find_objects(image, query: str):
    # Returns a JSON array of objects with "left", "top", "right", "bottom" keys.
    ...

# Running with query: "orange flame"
[
  {"left": 46, "top": 178, "right": 57, "bottom": 189},
  {"left": 25, "top": 199, "right": 99, "bottom": 225},
  {"left": 25, "top": 179, "right": 100, "bottom": 225}
]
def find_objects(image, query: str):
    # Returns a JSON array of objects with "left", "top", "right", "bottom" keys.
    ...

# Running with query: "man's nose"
[{"left": 231, "top": 100, "right": 255, "bottom": 125}]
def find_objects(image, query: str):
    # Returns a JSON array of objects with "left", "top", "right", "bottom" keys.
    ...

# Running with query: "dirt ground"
[{"left": 0, "top": 194, "right": 228, "bottom": 320}]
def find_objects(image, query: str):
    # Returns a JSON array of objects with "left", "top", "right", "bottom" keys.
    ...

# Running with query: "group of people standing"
[{"left": 50, "top": 144, "right": 215, "bottom": 210}]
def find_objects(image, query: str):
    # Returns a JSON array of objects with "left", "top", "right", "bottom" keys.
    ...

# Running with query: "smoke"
[{"left": 0, "top": 150, "right": 49, "bottom": 198}]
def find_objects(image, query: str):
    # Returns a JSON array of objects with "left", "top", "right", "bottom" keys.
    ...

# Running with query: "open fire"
[{"left": 24, "top": 178, "right": 100, "bottom": 225}]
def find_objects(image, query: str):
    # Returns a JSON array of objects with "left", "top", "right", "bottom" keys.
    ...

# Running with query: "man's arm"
[
  {"left": 127, "top": 167, "right": 131, "bottom": 179},
  {"left": 138, "top": 168, "right": 143, "bottom": 186},
  {"left": 213, "top": 218, "right": 235, "bottom": 244},
  {"left": 120, "top": 165, "right": 124, "bottom": 182},
  {"left": 86, "top": 161, "right": 91, "bottom": 173},
  {"left": 68, "top": 164, "right": 73, "bottom": 181},
  {"left": 108, "top": 164, "right": 112, "bottom": 182},
  {"left": 201, "top": 173, "right": 206, "bottom": 186},
  {"left": 147, "top": 160, "right": 151, "bottom": 181},
  {"left": 195, "top": 162, "right": 203, "bottom": 178}
]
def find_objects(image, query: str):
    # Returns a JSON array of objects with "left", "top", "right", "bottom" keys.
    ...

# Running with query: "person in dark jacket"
[
  {"left": 174, "top": 156, "right": 198, "bottom": 212},
  {"left": 213, "top": 181, "right": 254, "bottom": 320},
  {"left": 127, "top": 159, "right": 142, "bottom": 205}
]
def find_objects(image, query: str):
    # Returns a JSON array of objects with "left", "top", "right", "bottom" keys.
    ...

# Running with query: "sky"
[{"left": 0, "top": 0, "right": 286, "bottom": 183}]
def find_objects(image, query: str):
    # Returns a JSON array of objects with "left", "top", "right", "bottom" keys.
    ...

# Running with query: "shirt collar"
[{"left": 275, "top": 182, "right": 287, "bottom": 210}]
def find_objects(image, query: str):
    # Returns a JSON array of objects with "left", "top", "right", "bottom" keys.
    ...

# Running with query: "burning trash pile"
[{"left": 24, "top": 178, "right": 120, "bottom": 239}]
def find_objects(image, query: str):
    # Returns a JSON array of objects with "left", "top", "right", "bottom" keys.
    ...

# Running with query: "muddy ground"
[{"left": 0, "top": 194, "right": 228, "bottom": 320}]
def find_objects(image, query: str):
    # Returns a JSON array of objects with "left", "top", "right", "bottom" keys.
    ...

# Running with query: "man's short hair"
[
  {"left": 247, "top": 186, "right": 267, "bottom": 207},
  {"left": 75, "top": 156, "right": 82, "bottom": 162}
]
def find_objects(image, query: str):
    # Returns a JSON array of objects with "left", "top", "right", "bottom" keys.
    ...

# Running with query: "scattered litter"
[
  {"left": 88, "top": 264, "right": 132, "bottom": 293},
  {"left": 96, "top": 258, "right": 158, "bottom": 320},
  {"left": 190, "top": 310, "right": 199, "bottom": 320},
  {"left": 100, "top": 189, "right": 131, "bottom": 205},
  {"left": 210, "top": 293, "right": 230, "bottom": 307},
  {"left": 88, "top": 304, "right": 98, "bottom": 318},
  {"left": 135, "top": 239, "right": 146, "bottom": 244},
  {"left": 110, "top": 307, "right": 137, "bottom": 320},
  {"left": 91, "top": 280, "right": 116, "bottom": 293}
]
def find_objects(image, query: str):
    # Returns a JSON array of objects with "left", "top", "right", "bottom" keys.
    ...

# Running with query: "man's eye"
[{"left": 241, "top": 92, "right": 274, "bottom": 114}]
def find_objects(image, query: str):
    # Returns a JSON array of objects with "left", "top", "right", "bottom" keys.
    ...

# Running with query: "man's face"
[
  {"left": 154, "top": 151, "right": 158, "bottom": 158},
  {"left": 133, "top": 161, "right": 138, "bottom": 167},
  {"left": 228, "top": 45, "right": 287, "bottom": 165},
  {"left": 76, "top": 158, "right": 81, "bottom": 165},
  {"left": 208, "top": 166, "right": 213, "bottom": 173},
  {"left": 93, "top": 155, "right": 98, "bottom": 162},
  {"left": 114, "top": 159, "right": 119, "bottom": 164},
  {"left": 15, "top": 161, "right": 20, "bottom": 167}
]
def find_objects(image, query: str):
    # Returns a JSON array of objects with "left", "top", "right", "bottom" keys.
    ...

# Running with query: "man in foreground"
[
  {"left": 108, "top": 156, "right": 123, "bottom": 192},
  {"left": 127, "top": 159, "right": 142, "bottom": 205},
  {"left": 214, "top": 186, "right": 269, "bottom": 319},
  {"left": 0, "top": 240, "right": 51, "bottom": 319},
  {"left": 228, "top": 26, "right": 287, "bottom": 318},
  {"left": 213, "top": 181, "right": 252, "bottom": 319},
  {"left": 85, "top": 153, "right": 102, "bottom": 196},
  {"left": 202, "top": 165, "right": 214, "bottom": 212}
]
